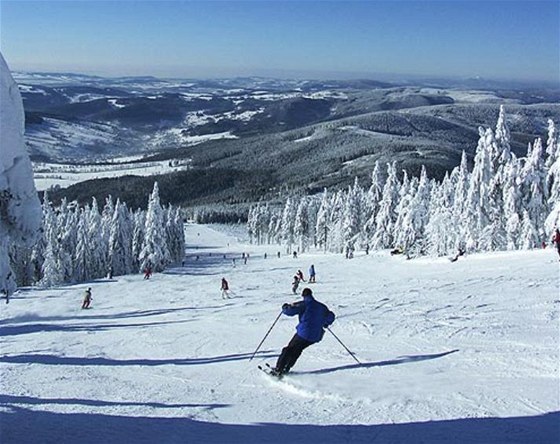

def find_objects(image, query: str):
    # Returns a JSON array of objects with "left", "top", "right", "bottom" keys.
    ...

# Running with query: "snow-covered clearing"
[
  {"left": 1, "top": 224, "right": 558, "bottom": 443},
  {"left": 33, "top": 160, "right": 190, "bottom": 191}
]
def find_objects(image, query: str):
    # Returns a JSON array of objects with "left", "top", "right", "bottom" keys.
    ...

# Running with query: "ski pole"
[
  {"left": 327, "top": 327, "right": 362, "bottom": 365},
  {"left": 249, "top": 311, "right": 282, "bottom": 361}
]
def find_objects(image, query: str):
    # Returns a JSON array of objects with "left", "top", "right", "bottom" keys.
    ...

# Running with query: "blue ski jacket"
[{"left": 282, "top": 295, "right": 335, "bottom": 343}]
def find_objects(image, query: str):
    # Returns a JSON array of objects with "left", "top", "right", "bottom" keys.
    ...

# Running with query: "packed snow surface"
[{"left": 1, "top": 224, "right": 558, "bottom": 444}]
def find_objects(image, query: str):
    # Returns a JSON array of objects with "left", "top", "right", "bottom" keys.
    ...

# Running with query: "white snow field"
[{"left": 1, "top": 224, "right": 559, "bottom": 444}]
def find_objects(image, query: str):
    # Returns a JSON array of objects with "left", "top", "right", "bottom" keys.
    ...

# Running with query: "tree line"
[
  {"left": 247, "top": 106, "right": 559, "bottom": 257},
  {"left": 9, "top": 182, "right": 185, "bottom": 287}
]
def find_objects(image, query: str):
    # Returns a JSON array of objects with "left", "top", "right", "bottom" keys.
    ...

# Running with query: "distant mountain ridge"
[{"left": 17, "top": 72, "right": 560, "bottom": 207}]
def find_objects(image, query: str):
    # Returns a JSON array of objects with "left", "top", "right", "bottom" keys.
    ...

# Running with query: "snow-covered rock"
[{"left": 0, "top": 52, "right": 42, "bottom": 296}]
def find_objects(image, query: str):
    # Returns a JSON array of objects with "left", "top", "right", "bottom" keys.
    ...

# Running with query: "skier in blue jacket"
[{"left": 272, "top": 288, "right": 335, "bottom": 376}]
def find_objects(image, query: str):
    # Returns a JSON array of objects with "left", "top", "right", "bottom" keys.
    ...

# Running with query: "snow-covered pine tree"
[
  {"left": 341, "top": 179, "right": 362, "bottom": 253},
  {"left": 306, "top": 196, "right": 319, "bottom": 248},
  {"left": 519, "top": 209, "right": 540, "bottom": 249},
  {"left": 294, "top": 198, "right": 310, "bottom": 253},
  {"left": 502, "top": 157, "right": 522, "bottom": 250},
  {"left": 74, "top": 207, "right": 92, "bottom": 282},
  {"left": 371, "top": 162, "right": 400, "bottom": 250},
  {"left": 164, "top": 205, "right": 185, "bottom": 264},
  {"left": 399, "top": 166, "right": 431, "bottom": 256},
  {"left": 545, "top": 122, "right": 560, "bottom": 234},
  {"left": 495, "top": 105, "right": 513, "bottom": 169},
  {"left": 131, "top": 209, "right": 145, "bottom": 273},
  {"left": 545, "top": 118, "right": 558, "bottom": 170},
  {"left": 520, "top": 138, "right": 547, "bottom": 242},
  {"left": 39, "top": 192, "right": 67, "bottom": 287},
  {"left": 139, "top": 182, "right": 169, "bottom": 273},
  {"left": 280, "top": 197, "right": 296, "bottom": 254},
  {"left": 329, "top": 190, "right": 346, "bottom": 253},
  {"left": 88, "top": 198, "right": 107, "bottom": 279},
  {"left": 57, "top": 199, "right": 78, "bottom": 282},
  {"left": 464, "top": 127, "right": 494, "bottom": 251},
  {"left": 247, "top": 205, "right": 258, "bottom": 244},
  {"left": 452, "top": 151, "right": 470, "bottom": 250},
  {"left": 363, "top": 161, "right": 385, "bottom": 245},
  {"left": 108, "top": 199, "right": 134, "bottom": 276},
  {"left": 545, "top": 119, "right": 559, "bottom": 220},
  {"left": 315, "top": 189, "right": 330, "bottom": 252},
  {"left": 267, "top": 212, "right": 280, "bottom": 245},
  {"left": 424, "top": 173, "right": 456, "bottom": 256},
  {"left": 392, "top": 170, "right": 414, "bottom": 248}
]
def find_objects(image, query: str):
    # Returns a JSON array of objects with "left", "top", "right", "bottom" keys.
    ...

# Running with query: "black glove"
[{"left": 282, "top": 303, "right": 290, "bottom": 310}]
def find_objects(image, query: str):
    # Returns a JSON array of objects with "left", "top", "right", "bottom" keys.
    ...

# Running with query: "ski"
[{"left": 258, "top": 363, "right": 283, "bottom": 379}]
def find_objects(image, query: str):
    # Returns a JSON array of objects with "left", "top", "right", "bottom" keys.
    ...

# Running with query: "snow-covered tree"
[
  {"left": 424, "top": 173, "right": 456, "bottom": 256},
  {"left": 139, "top": 182, "right": 168, "bottom": 272},
  {"left": 363, "top": 161, "right": 385, "bottom": 244},
  {"left": 280, "top": 197, "right": 297, "bottom": 254},
  {"left": 165, "top": 206, "right": 185, "bottom": 264},
  {"left": 520, "top": 138, "right": 547, "bottom": 241},
  {"left": 341, "top": 179, "right": 362, "bottom": 252},
  {"left": 399, "top": 166, "right": 431, "bottom": 256},
  {"left": 108, "top": 199, "right": 134, "bottom": 276},
  {"left": 464, "top": 128, "right": 494, "bottom": 251},
  {"left": 315, "top": 190, "right": 330, "bottom": 251},
  {"left": 371, "top": 162, "right": 400, "bottom": 249},
  {"left": 294, "top": 198, "right": 310, "bottom": 253}
]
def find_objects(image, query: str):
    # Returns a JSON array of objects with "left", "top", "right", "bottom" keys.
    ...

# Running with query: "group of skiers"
[{"left": 291, "top": 265, "right": 316, "bottom": 294}]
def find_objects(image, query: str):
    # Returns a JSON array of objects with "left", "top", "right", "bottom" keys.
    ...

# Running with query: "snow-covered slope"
[
  {"left": 33, "top": 159, "right": 191, "bottom": 191},
  {"left": 0, "top": 224, "right": 558, "bottom": 444}
]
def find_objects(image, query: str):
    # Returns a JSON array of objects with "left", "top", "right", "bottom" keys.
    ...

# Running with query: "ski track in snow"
[{"left": 1, "top": 224, "right": 559, "bottom": 444}]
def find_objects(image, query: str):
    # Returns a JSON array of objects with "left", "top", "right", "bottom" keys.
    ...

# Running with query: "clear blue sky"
[{"left": 0, "top": 0, "right": 558, "bottom": 82}]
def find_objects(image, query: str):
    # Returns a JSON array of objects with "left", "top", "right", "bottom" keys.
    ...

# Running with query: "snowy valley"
[{"left": 16, "top": 72, "right": 560, "bottom": 205}]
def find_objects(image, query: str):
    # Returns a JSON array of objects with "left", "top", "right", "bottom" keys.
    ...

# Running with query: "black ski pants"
[{"left": 275, "top": 334, "right": 313, "bottom": 374}]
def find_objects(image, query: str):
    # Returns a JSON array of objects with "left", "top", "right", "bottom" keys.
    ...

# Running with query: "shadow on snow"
[
  {"left": 0, "top": 405, "right": 557, "bottom": 444},
  {"left": 296, "top": 350, "right": 460, "bottom": 375},
  {"left": 0, "top": 394, "right": 229, "bottom": 411},
  {"left": 0, "top": 319, "right": 192, "bottom": 336},
  {"left": 0, "top": 351, "right": 277, "bottom": 367}
]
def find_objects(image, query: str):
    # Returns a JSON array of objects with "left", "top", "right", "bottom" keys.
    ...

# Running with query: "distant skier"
[
  {"left": 221, "top": 277, "right": 230, "bottom": 299},
  {"left": 82, "top": 287, "right": 92, "bottom": 309},
  {"left": 292, "top": 251, "right": 298, "bottom": 259},
  {"left": 143, "top": 266, "right": 152, "bottom": 280},
  {"left": 296, "top": 269, "right": 305, "bottom": 282},
  {"left": 308, "top": 264, "right": 316, "bottom": 283},
  {"left": 553, "top": 228, "right": 560, "bottom": 259},
  {"left": 291, "top": 275, "right": 300, "bottom": 294},
  {"left": 450, "top": 248, "right": 465, "bottom": 263},
  {"left": 1, "top": 271, "right": 12, "bottom": 304},
  {"left": 270, "top": 288, "right": 335, "bottom": 376}
]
